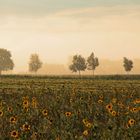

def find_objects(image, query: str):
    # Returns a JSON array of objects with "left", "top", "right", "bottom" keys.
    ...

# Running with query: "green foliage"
[
  {"left": 87, "top": 52, "right": 99, "bottom": 75},
  {"left": 0, "top": 48, "right": 14, "bottom": 74},
  {"left": 123, "top": 57, "right": 133, "bottom": 73},
  {"left": 69, "top": 55, "right": 86, "bottom": 75},
  {"left": 0, "top": 77, "right": 140, "bottom": 140},
  {"left": 29, "top": 54, "right": 42, "bottom": 73}
]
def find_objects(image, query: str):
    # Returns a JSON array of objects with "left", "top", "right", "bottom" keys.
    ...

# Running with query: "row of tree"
[
  {"left": 0, "top": 48, "right": 42, "bottom": 74},
  {"left": 69, "top": 53, "right": 99, "bottom": 76},
  {"left": 69, "top": 53, "right": 133, "bottom": 76},
  {"left": 0, "top": 48, "right": 134, "bottom": 75}
]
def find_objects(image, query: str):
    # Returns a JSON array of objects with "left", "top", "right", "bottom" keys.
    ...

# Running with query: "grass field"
[{"left": 0, "top": 75, "right": 140, "bottom": 140}]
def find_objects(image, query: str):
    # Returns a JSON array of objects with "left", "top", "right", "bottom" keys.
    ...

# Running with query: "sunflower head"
[
  {"left": 128, "top": 119, "right": 135, "bottom": 126},
  {"left": 106, "top": 103, "right": 113, "bottom": 110},
  {"left": 130, "top": 108, "right": 138, "bottom": 113},
  {"left": 99, "top": 95, "right": 103, "bottom": 99},
  {"left": 133, "top": 99, "right": 140, "bottom": 104},
  {"left": 10, "top": 117, "right": 17, "bottom": 124},
  {"left": 31, "top": 132, "right": 37, "bottom": 138},
  {"left": 42, "top": 109, "right": 48, "bottom": 116},
  {"left": 22, "top": 124, "right": 31, "bottom": 131},
  {"left": 65, "top": 112, "right": 72, "bottom": 117},
  {"left": 112, "top": 98, "right": 117, "bottom": 104},
  {"left": 130, "top": 94, "right": 134, "bottom": 98},
  {"left": 10, "top": 130, "right": 19, "bottom": 138},
  {"left": 49, "top": 119, "right": 53, "bottom": 124},
  {"left": 85, "top": 122, "right": 92, "bottom": 128},
  {"left": 111, "top": 110, "right": 117, "bottom": 117},
  {"left": 7, "top": 107, "right": 13, "bottom": 112},
  {"left": 23, "top": 100, "right": 29, "bottom": 107},
  {"left": 98, "top": 99, "right": 103, "bottom": 104},
  {"left": 82, "top": 119, "right": 88, "bottom": 125},
  {"left": 83, "top": 130, "right": 88, "bottom": 136}
]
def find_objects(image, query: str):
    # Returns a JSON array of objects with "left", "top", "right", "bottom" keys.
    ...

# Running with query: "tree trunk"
[
  {"left": 78, "top": 71, "right": 81, "bottom": 77},
  {"left": 93, "top": 70, "right": 94, "bottom": 76},
  {"left": 0, "top": 70, "right": 1, "bottom": 75}
]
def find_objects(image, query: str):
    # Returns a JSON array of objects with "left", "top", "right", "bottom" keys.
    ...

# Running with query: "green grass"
[{"left": 0, "top": 76, "right": 140, "bottom": 140}]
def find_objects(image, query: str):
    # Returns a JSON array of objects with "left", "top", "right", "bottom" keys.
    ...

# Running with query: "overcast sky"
[{"left": 0, "top": 0, "right": 140, "bottom": 72}]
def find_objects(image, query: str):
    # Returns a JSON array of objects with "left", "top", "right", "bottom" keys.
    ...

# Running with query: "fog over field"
[{"left": 0, "top": 0, "right": 140, "bottom": 74}]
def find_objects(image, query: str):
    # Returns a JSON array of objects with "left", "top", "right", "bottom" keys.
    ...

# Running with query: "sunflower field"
[{"left": 0, "top": 76, "right": 140, "bottom": 140}]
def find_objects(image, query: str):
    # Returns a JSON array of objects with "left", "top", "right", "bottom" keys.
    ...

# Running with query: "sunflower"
[
  {"left": 77, "top": 110, "right": 81, "bottom": 115},
  {"left": 23, "top": 100, "right": 29, "bottom": 107},
  {"left": 118, "top": 102, "right": 123, "bottom": 106},
  {"left": 130, "top": 94, "right": 134, "bottom": 98},
  {"left": 130, "top": 107, "right": 138, "bottom": 113},
  {"left": 106, "top": 103, "right": 113, "bottom": 110},
  {"left": 133, "top": 99, "right": 140, "bottom": 104},
  {"left": 31, "top": 132, "right": 37, "bottom": 139},
  {"left": 0, "top": 110, "right": 3, "bottom": 117},
  {"left": 83, "top": 130, "right": 88, "bottom": 136},
  {"left": 112, "top": 98, "right": 117, "bottom": 104},
  {"left": 10, "top": 130, "right": 19, "bottom": 138},
  {"left": 22, "top": 124, "right": 31, "bottom": 131},
  {"left": 10, "top": 117, "right": 17, "bottom": 124},
  {"left": 98, "top": 99, "right": 103, "bottom": 104},
  {"left": 128, "top": 119, "right": 135, "bottom": 126},
  {"left": 65, "top": 112, "right": 72, "bottom": 117},
  {"left": 7, "top": 107, "right": 13, "bottom": 112},
  {"left": 99, "top": 95, "right": 103, "bottom": 99},
  {"left": 42, "top": 109, "right": 48, "bottom": 116},
  {"left": 82, "top": 119, "right": 88, "bottom": 125},
  {"left": 111, "top": 110, "right": 117, "bottom": 116},
  {"left": 85, "top": 122, "right": 92, "bottom": 128}
]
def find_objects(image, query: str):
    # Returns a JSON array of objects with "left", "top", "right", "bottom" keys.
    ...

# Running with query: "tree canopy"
[
  {"left": 123, "top": 57, "right": 133, "bottom": 74},
  {"left": 29, "top": 54, "right": 42, "bottom": 73},
  {"left": 69, "top": 55, "right": 86, "bottom": 76},
  {"left": 87, "top": 52, "right": 99, "bottom": 75},
  {"left": 0, "top": 48, "right": 14, "bottom": 74}
]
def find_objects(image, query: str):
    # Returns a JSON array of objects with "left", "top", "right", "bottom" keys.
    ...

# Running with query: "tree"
[
  {"left": 0, "top": 48, "right": 14, "bottom": 75},
  {"left": 87, "top": 52, "right": 99, "bottom": 76},
  {"left": 69, "top": 55, "right": 86, "bottom": 76},
  {"left": 29, "top": 54, "right": 42, "bottom": 73},
  {"left": 123, "top": 57, "right": 133, "bottom": 74}
]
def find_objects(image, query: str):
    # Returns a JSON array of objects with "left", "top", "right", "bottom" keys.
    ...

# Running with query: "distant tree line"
[
  {"left": 69, "top": 53, "right": 134, "bottom": 76},
  {"left": 0, "top": 48, "right": 134, "bottom": 75}
]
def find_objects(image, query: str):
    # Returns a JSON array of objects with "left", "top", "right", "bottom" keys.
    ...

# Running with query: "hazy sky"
[{"left": 0, "top": 0, "right": 140, "bottom": 72}]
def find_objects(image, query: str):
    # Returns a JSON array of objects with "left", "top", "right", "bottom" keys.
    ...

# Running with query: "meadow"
[{"left": 0, "top": 75, "right": 140, "bottom": 140}]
